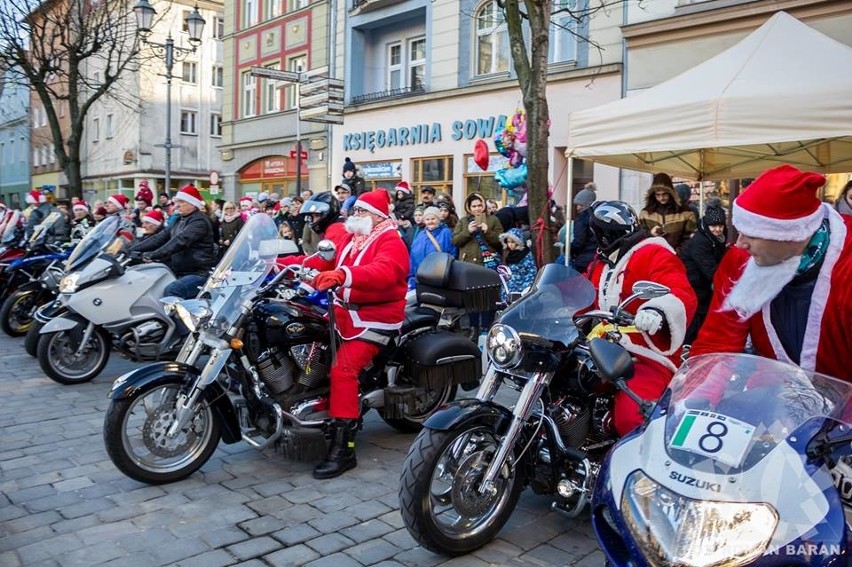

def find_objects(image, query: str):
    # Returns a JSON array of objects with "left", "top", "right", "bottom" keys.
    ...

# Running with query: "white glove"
[{"left": 634, "top": 309, "right": 664, "bottom": 335}]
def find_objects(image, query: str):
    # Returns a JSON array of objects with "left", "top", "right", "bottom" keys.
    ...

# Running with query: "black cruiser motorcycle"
[
  {"left": 103, "top": 214, "right": 502, "bottom": 484},
  {"left": 398, "top": 263, "right": 668, "bottom": 555}
]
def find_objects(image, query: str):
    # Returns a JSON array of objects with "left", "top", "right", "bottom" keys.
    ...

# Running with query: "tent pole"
[{"left": 564, "top": 156, "right": 574, "bottom": 266}]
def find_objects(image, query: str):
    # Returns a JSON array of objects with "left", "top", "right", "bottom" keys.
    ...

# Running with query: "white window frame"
[
  {"left": 212, "top": 65, "right": 223, "bottom": 88},
  {"left": 105, "top": 113, "right": 113, "bottom": 138},
  {"left": 92, "top": 117, "right": 100, "bottom": 142},
  {"left": 287, "top": 0, "right": 309, "bottom": 12},
  {"left": 264, "top": 63, "right": 282, "bottom": 113},
  {"left": 50, "top": 145, "right": 56, "bottom": 164},
  {"left": 285, "top": 55, "right": 305, "bottom": 110},
  {"left": 210, "top": 113, "right": 222, "bottom": 137},
  {"left": 549, "top": 0, "right": 578, "bottom": 64},
  {"left": 33, "top": 147, "right": 40, "bottom": 167},
  {"left": 213, "top": 15, "right": 225, "bottom": 39},
  {"left": 265, "top": 0, "right": 282, "bottom": 18},
  {"left": 41, "top": 146, "right": 49, "bottom": 167},
  {"left": 408, "top": 37, "right": 426, "bottom": 90},
  {"left": 180, "top": 110, "right": 198, "bottom": 135},
  {"left": 387, "top": 42, "right": 402, "bottom": 90},
  {"left": 474, "top": 0, "right": 510, "bottom": 76},
  {"left": 242, "top": 72, "right": 257, "bottom": 118},
  {"left": 182, "top": 61, "right": 198, "bottom": 84},
  {"left": 243, "top": 0, "right": 258, "bottom": 28}
]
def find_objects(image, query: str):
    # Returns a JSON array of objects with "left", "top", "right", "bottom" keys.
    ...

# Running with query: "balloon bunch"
[{"left": 493, "top": 109, "right": 528, "bottom": 192}]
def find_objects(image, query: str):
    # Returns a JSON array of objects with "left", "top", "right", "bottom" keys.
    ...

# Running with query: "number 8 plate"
[{"left": 670, "top": 410, "right": 754, "bottom": 468}]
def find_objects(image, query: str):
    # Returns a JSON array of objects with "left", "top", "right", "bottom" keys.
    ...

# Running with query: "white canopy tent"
[{"left": 564, "top": 11, "right": 852, "bottom": 182}]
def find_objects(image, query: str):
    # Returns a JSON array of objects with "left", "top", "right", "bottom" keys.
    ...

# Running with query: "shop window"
[
  {"left": 463, "top": 152, "right": 512, "bottom": 206},
  {"left": 412, "top": 155, "right": 453, "bottom": 195}
]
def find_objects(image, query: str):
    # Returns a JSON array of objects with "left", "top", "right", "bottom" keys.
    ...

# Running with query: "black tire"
[
  {"left": 37, "top": 326, "right": 111, "bottom": 384},
  {"left": 379, "top": 382, "right": 457, "bottom": 433},
  {"left": 398, "top": 425, "right": 524, "bottom": 555},
  {"left": 24, "top": 320, "right": 44, "bottom": 357},
  {"left": 103, "top": 381, "right": 220, "bottom": 484},
  {"left": 0, "top": 289, "right": 38, "bottom": 337}
]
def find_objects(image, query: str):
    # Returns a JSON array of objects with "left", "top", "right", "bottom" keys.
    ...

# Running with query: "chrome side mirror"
[
  {"left": 317, "top": 239, "right": 336, "bottom": 262},
  {"left": 630, "top": 280, "right": 670, "bottom": 299}
]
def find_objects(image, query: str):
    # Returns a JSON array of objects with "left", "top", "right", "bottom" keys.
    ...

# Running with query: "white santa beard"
[
  {"left": 345, "top": 215, "right": 373, "bottom": 235},
  {"left": 722, "top": 254, "right": 801, "bottom": 320}
]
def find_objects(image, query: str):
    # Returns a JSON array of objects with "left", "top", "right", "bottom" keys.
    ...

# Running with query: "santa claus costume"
[
  {"left": 690, "top": 165, "right": 852, "bottom": 382},
  {"left": 587, "top": 221, "right": 697, "bottom": 435}
]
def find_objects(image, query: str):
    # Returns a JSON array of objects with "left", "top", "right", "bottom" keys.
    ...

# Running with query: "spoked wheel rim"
[
  {"left": 406, "top": 383, "right": 455, "bottom": 422},
  {"left": 120, "top": 384, "right": 215, "bottom": 475},
  {"left": 7, "top": 292, "right": 37, "bottom": 333},
  {"left": 46, "top": 330, "right": 108, "bottom": 379},
  {"left": 426, "top": 427, "right": 515, "bottom": 539}
]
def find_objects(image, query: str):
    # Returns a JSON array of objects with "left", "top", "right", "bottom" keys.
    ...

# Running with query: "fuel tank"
[{"left": 250, "top": 298, "right": 328, "bottom": 351}]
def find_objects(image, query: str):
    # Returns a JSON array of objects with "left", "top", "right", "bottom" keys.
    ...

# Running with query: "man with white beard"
[
  {"left": 300, "top": 190, "right": 409, "bottom": 479},
  {"left": 690, "top": 164, "right": 852, "bottom": 382}
]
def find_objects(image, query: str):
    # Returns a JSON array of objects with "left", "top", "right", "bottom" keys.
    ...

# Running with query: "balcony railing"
[
  {"left": 350, "top": 84, "right": 425, "bottom": 106},
  {"left": 350, "top": 0, "right": 407, "bottom": 13}
]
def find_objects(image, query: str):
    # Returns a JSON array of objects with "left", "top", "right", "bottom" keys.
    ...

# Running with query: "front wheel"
[
  {"left": 37, "top": 326, "right": 110, "bottom": 384},
  {"left": 103, "top": 381, "right": 221, "bottom": 484},
  {"left": 0, "top": 289, "right": 39, "bottom": 336},
  {"left": 398, "top": 425, "right": 524, "bottom": 555},
  {"left": 24, "top": 321, "right": 44, "bottom": 357}
]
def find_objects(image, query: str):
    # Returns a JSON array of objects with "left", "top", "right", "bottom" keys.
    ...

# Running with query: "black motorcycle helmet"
[
  {"left": 589, "top": 200, "right": 641, "bottom": 255},
  {"left": 300, "top": 191, "right": 340, "bottom": 235}
]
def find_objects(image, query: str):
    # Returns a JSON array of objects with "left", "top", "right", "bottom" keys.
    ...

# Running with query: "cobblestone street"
[{"left": 0, "top": 334, "right": 603, "bottom": 566}]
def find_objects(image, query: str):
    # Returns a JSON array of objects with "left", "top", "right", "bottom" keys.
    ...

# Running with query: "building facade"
[
  {"left": 81, "top": 0, "right": 224, "bottom": 204},
  {"left": 0, "top": 66, "right": 31, "bottom": 208},
  {"left": 220, "top": 0, "right": 332, "bottom": 203}
]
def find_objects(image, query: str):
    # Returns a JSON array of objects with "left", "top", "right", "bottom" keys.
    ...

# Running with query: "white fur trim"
[
  {"left": 638, "top": 294, "right": 687, "bottom": 356},
  {"left": 108, "top": 196, "right": 126, "bottom": 209},
  {"left": 733, "top": 201, "right": 825, "bottom": 242},
  {"left": 340, "top": 266, "right": 353, "bottom": 288},
  {"left": 354, "top": 200, "right": 388, "bottom": 218},
  {"left": 142, "top": 215, "right": 162, "bottom": 226},
  {"left": 597, "top": 237, "right": 674, "bottom": 312},
  {"left": 618, "top": 335, "right": 678, "bottom": 374},
  {"left": 73, "top": 204, "right": 89, "bottom": 213},
  {"left": 173, "top": 191, "right": 204, "bottom": 209}
]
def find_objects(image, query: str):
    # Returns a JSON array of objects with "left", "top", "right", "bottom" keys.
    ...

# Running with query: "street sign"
[
  {"left": 299, "top": 78, "right": 345, "bottom": 97},
  {"left": 301, "top": 114, "right": 345, "bottom": 125},
  {"left": 289, "top": 149, "right": 308, "bottom": 160},
  {"left": 304, "top": 66, "right": 330, "bottom": 78},
  {"left": 250, "top": 66, "right": 301, "bottom": 82},
  {"left": 300, "top": 92, "right": 336, "bottom": 109}
]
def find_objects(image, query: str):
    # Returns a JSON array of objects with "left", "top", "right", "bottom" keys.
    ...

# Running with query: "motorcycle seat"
[{"left": 402, "top": 305, "right": 440, "bottom": 334}]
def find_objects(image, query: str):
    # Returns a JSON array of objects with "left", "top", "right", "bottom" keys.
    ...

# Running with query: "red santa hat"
[
  {"left": 73, "top": 201, "right": 90, "bottom": 214},
  {"left": 354, "top": 190, "right": 390, "bottom": 218},
  {"left": 173, "top": 185, "right": 205, "bottom": 209},
  {"left": 108, "top": 193, "right": 130, "bottom": 209},
  {"left": 26, "top": 190, "right": 46, "bottom": 205},
  {"left": 239, "top": 196, "right": 253, "bottom": 209},
  {"left": 732, "top": 165, "right": 826, "bottom": 242},
  {"left": 395, "top": 181, "right": 411, "bottom": 194},
  {"left": 142, "top": 209, "right": 165, "bottom": 226}
]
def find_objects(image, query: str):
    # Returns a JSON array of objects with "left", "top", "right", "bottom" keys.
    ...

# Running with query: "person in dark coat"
[
  {"left": 569, "top": 183, "right": 598, "bottom": 273},
  {"left": 219, "top": 201, "right": 244, "bottom": 255},
  {"left": 393, "top": 181, "right": 415, "bottom": 222},
  {"left": 679, "top": 198, "right": 729, "bottom": 344},
  {"left": 130, "top": 185, "right": 217, "bottom": 299},
  {"left": 341, "top": 157, "right": 366, "bottom": 196}
]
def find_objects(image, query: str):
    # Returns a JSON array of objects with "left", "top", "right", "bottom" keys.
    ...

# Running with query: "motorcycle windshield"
[
  {"left": 29, "top": 211, "right": 62, "bottom": 245},
  {"left": 65, "top": 215, "right": 120, "bottom": 271},
  {"left": 497, "top": 263, "right": 596, "bottom": 345},
  {"left": 201, "top": 214, "right": 280, "bottom": 332},
  {"left": 1, "top": 211, "right": 22, "bottom": 244},
  {"left": 665, "top": 353, "right": 852, "bottom": 474}
]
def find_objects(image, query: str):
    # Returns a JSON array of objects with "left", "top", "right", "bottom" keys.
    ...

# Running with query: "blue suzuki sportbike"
[{"left": 593, "top": 353, "right": 851, "bottom": 567}]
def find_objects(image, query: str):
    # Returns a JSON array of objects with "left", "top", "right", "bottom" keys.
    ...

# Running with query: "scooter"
[
  {"left": 592, "top": 352, "right": 852, "bottom": 566},
  {"left": 37, "top": 247, "right": 178, "bottom": 384}
]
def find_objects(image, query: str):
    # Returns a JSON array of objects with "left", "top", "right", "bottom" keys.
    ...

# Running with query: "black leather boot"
[{"left": 313, "top": 419, "right": 358, "bottom": 479}]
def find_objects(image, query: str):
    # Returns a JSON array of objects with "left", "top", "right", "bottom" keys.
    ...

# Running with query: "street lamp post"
[{"left": 133, "top": 0, "right": 205, "bottom": 196}]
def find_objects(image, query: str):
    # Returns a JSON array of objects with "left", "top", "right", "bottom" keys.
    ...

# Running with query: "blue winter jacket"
[{"left": 408, "top": 226, "right": 457, "bottom": 289}]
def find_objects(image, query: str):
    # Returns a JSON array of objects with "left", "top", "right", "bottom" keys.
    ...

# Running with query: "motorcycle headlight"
[
  {"left": 486, "top": 324, "right": 522, "bottom": 369},
  {"left": 622, "top": 470, "right": 778, "bottom": 567},
  {"left": 59, "top": 272, "right": 80, "bottom": 293},
  {"left": 172, "top": 299, "right": 212, "bottom": 333}
]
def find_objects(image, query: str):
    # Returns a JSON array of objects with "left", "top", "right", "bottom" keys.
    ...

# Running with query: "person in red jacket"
[
  {"left": 299, "top": 190, "right": 410, "bottom": 479},
  {"left": 690, "top": 165, "right": 852, "bottom": 382},
  {"left": 586, "top": 201, "right": 697, "bottom": 436}
]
